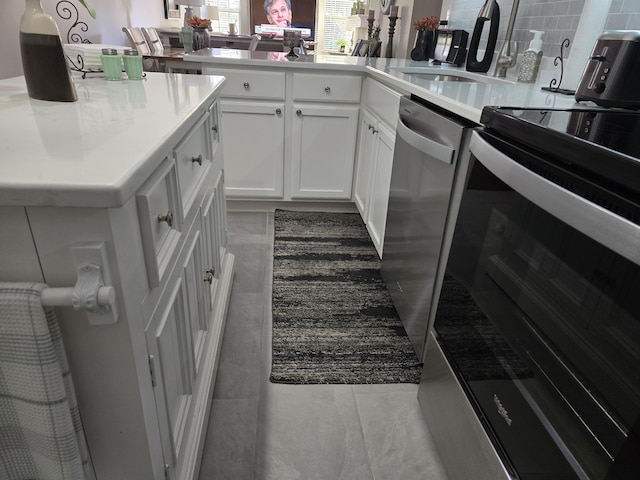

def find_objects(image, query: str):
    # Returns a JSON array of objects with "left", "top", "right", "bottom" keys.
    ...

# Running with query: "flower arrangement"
[
  {"left": 369, "top": 25, "right": 381, "bottom": 41},
  {"left": 186, "top": 16, "right": 212, "bottom": 29},
  {"left": 413, "top": 16, "right": 439, "bottom": 31}
]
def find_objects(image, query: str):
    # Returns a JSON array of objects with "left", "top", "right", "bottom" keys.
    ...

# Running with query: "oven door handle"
[
  {"left": 397, "top": 116, "right": 455, "bottom": 165},
  {"left": 469, "top": 130, "right": 640, "bottom": 265}
]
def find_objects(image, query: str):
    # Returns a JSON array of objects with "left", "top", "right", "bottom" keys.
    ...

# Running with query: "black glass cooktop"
[{"left": 480, "top": 107, "right": 640, "bottom": 203}]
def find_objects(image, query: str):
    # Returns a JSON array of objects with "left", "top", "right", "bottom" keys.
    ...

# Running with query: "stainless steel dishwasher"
[{"left": 381, "top": 95, "right": 476, "bottom": 360}]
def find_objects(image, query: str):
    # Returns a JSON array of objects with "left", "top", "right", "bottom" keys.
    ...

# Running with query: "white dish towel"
[{"left": 0, "top": 283, "right": 92, "bottom": 480}]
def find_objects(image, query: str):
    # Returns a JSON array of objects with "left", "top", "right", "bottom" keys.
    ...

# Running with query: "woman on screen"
[{"left": 264, "top": 0, "right": 292, "bottom": 27}]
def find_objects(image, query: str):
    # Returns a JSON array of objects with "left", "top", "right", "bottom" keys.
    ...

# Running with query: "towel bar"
[
  {"left": 41, "top": 285, "right": 115, "bottom": 308},
  {"left": 39, "top": 255, "right": 119, "bottom": 325}
]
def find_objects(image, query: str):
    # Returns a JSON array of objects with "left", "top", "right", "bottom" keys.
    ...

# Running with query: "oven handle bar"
[
  {"left": 397, "top": 116, "right": 455, "bottom": 165},
  {"left": 469, "top": 130, "right": 640, "bottom": 266}
]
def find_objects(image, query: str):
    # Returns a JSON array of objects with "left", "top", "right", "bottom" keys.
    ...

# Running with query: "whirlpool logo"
[{"left": 494, "top": 394, "right": 513, "bottom": 427}]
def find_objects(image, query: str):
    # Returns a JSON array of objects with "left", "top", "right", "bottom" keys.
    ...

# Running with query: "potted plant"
[{"left": 336, "top": 39, "right": 347, "bottom": 53}]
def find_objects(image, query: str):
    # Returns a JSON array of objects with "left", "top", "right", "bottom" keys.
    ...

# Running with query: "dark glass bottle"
[{"left": 19, "top": 0, "right": 77, "bottom": 102}]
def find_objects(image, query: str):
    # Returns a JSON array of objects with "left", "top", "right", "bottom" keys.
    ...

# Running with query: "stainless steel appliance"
[
  {"left": 575, "top": 30, "right": 640, "bottom": 108},
  {"left": 381, "top": 95, "right": 475, "bottom": 360},
  {"left": 420, "top": 107, "right": 640, "bottom": 479}
]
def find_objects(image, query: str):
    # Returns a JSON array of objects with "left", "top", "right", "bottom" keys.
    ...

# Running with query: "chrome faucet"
[{"left": 493, "top": 0, "right": 520, "bottom": 77}]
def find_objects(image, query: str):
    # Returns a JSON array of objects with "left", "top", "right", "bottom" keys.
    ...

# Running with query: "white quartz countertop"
[
  {"left": 184, "top": 49, "right": 585, "bottom": 123},
  {"left": 0, "top": 73, "right": 224, "bottom": 207}
]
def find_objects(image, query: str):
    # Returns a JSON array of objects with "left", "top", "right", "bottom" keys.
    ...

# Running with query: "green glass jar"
[
  {"left": 123, "top": 48, "right": 143, "bottom": 80},
  {"left": 100, "top": 48, "right": 122, "bottom": 81}
]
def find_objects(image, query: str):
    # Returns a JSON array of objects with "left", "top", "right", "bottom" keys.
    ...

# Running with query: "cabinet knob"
[
  {"left": 296, "top": 109, "right": 302, "bottom": 116},
  {"left": 204, "top": 268, "right": 215, "bottom": 284},
  {"left": 372, "top": 128, "right": 378, "bottom": 134},
  {"left": 243, "top": 81, "right": 250, "bottom": 89},
  {"left": 367, "top": 124, "right": 373, "bottom": 130},
  {"left": 324, "top": 86, "right": 331, "bottom": 93},
  {"left": 276, "top": 108, "right": 282, "bottom": 115},
  {"left": 157, "top": 211, "right": 174, "bottom": 228},
  {"left": 212, "top": 124, "right": 218, "bottom": 133},
  {"left": 192, "top": 154, "right": 203, "bottom": 165}
]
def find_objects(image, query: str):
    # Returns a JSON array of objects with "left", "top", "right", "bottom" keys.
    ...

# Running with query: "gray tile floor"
[{"left": 198, "top": 211, "right": 449, "bottom": 480}]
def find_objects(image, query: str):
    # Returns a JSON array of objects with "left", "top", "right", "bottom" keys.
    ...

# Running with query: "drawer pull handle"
[
  {"left": 276, "top": 108, "right": 282, "bottom": 115},
  {"left": 157, "top": 211, "right": 174, "bottom": 228},
  {"left": 324, "top": 86, "right": 331, "bottom": 93},
  {"left": 192, "top": 154, "right": 203, "bottom": 165},
  {"left": 372, "top": 128, "right": 378, "bottom": 134},
  {"left": 212, "top": 124, "right": 218, "bottom": 133},
  {"left": 204, "top": 268, "right": 215, "bottom": 284},
  {"left": 368, "top": 124, "right": 373, "bottom": 130},
  {"left": 296, "top": 109, "right": 302, "bottom": 116},
  {"left": 243, "top": 82, "right": 250, "bottom": 89}
]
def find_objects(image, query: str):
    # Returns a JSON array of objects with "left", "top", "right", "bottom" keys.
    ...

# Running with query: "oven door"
[{"left": 433, "top": 130, "right": 640, "bottom": 480}]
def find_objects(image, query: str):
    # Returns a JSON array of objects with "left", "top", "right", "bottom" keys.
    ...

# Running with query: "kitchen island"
[{"left": 0, "top": 73, "right": 234, "bottom": 480}]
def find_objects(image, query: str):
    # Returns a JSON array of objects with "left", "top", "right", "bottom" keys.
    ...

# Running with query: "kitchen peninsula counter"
[{"left": 183, "top": 48, "right": 582, "bottom": 122}]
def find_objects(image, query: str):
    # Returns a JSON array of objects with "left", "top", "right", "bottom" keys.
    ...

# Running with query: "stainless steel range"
[{"left": 419, "top": 107, "right": 640, "bottom": 480}]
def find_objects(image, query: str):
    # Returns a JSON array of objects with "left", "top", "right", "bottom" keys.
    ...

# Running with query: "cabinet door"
[
  {"left": 367, "top": 122, "right": 395, "bottom": 258},
  {"left": 354, "top": 109, "right": 377, "bottom": 219},
  {"left": 290, "top": 103, "right": 359, "bottom": 199},
  {"left": 220, "top": 100, "right": 285, "bottom": 198},
  {"left": 146, "top": 276, "right": 193, "bottom": 478}
]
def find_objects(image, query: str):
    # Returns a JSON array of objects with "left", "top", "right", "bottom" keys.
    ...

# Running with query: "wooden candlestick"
[
  {"left": 385, "top": 14, "right": 398, "bottom": 58},
  {"left": 367, "top": 18, "right": 374, "bottom": 39}
]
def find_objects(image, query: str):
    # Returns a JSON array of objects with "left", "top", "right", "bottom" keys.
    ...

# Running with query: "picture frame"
[{"left": 356, "top": 39, "right": 370, "bottom": 57}]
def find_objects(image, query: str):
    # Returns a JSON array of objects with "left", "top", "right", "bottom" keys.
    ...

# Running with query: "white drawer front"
[
  {"left": 292, "top": 73, "right": 362, "bottom": 103},
  {"left": 175, "top": 114, "right": 211, "bottom": 218},
  {"left": 137, "top": 158, "right": 183, "bottom": 288},
  {"left": 362, "top": 78, "right": 403, "bottom": 126},
  {"left": 216, "top": 69, "right": 285, "bottom": 100}
]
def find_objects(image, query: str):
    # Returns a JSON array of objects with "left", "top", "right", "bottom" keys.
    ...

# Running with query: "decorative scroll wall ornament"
[
  {"left": 56, "top": 0, "right": 91, "bottom": 44},
  {"left": 542, "top": 38, "right": 575, "bottom": 95}
]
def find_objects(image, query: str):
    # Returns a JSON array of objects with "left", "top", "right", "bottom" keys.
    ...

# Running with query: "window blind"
[
  {"left": 205, "top": 0, "right": 240, "bottom": 33},
  {"left": 320, "top": 0, "right": 353, "bottom": 52}
]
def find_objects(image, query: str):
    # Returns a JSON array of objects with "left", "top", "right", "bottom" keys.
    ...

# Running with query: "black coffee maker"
[{"left": 466, "top": 0, "right": 500, "bottom": 73}]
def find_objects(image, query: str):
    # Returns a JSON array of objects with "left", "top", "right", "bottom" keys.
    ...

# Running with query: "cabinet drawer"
[
  {"left": 175, "top": 114, "right": 211, "bottom": 218},
  {"left": 137, "top": 158, "right": 183, "bottom": 288},
  {"left": 215, "top": 69, "right": 285, "bottom": 100},
  {"left": 362, "top": 78, "right": 402, "bottom": 126},
  {"left": 292, "top": 73, "right": 362, "bottom": 102}
]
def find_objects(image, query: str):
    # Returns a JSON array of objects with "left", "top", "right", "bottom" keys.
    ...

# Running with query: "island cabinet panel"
[
  {"left": 0, "top": 207, "right": 43, "bottom": 282},
  {"left": 0, "top": 76, "right": 233, "bottom": 480}
]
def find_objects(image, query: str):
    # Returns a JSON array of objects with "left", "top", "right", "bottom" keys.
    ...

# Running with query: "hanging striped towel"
[{"left": 0, "top": 283, "right": 92, "bottom": 480}]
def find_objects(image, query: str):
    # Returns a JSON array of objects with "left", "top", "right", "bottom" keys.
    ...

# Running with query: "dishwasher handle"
[{"left": 396, "top": 115, "right": 455, "bottom": 165}]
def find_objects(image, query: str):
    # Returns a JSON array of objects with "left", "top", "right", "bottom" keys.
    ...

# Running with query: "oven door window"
[{"left": 435, "top": 157, "right": 640, "bottom": 480}]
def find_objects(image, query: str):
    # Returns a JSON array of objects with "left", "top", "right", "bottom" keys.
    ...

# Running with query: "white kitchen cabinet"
[
  {"left": 365, "top": 122, "right": 395, "bottom": 257},
  {"left": 220, "top": 100, "right": 285, "bottom": 198},
  {"left": 290, "top": 103, "right": 359, "bottom": 199},
  {"left": 0, "top": 75, "right": 233, "bottom": 480},
  {"left": 215, "top": 68, "right": 286, "bottom": 199},
  {"left": 354, "top": 78, "right": 403, "bottom": 257},
  {"left": 204, "top": 65, "right": 362, "bottom": 202}
]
